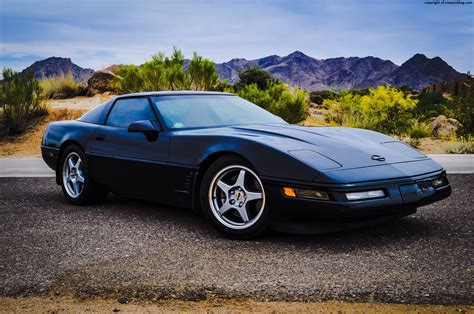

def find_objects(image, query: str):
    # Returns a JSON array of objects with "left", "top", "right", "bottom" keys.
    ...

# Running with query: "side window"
[{"left": 106, "top": 98, "right": 156, "bottom": 128}]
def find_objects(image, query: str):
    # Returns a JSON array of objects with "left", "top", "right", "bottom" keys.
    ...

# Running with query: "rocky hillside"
[
  {"left": 21, "top": 57, "right": 94, "bottom": 83},
  {"left": 215, "top": 51, "right": 468, "bottom": 91},
  {"left": 389, "top": 53, "right": 468, "bottom": 90}
]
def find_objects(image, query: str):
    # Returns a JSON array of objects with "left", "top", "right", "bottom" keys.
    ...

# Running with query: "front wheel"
[
  {"left": 60, "top": 144, "right": 108, "bottom": 205},
  {"left": 200, "top": 156, "right": 269, "bottom": 239}
]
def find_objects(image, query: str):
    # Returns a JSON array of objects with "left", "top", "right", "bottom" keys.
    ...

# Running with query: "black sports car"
[{"left": 41, "top": 91, "right": 451, "bottom": 239}]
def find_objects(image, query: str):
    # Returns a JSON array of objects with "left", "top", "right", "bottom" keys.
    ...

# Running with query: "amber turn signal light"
[{"left": 282, "top": 187, "right": 297, "bottom": 197}]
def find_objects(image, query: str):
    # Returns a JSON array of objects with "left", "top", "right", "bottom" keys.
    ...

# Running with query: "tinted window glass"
[
  {"left": 79, "top": 101, "right": 109, "bottom": 124},
  {"left": 106, "top": 98, "right": 156, "bottom": 128},
  {"left": 152, "top": 95, "right": 285, "bottom": 129}
]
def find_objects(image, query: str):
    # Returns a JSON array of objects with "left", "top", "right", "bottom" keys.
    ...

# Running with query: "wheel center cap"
[{"left": 229, "top": 187, "right": 247, "bottom": 207}]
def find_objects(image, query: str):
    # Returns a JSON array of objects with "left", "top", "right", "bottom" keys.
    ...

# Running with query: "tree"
[
  {"left": 114, "top": 48, "right": 221, "bottom": 93},
  {"left": 187, "top": 53, "right": 219, "bottom": 91},
  {"left": 235, "top": 66, "right": 273, "bottom": 90}
]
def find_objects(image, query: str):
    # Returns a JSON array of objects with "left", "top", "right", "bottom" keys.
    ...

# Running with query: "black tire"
[
  {"left": 200, "top": 155, "right": 269, "bottom": 240},
  {"left": 59, "top": 144, "right": 108, "bottom": 205}
]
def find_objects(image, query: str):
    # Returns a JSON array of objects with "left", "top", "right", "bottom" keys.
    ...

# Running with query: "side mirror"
[
  {"left": 128, "top": 120, "right": 159, "bottom": 141},
  {"left": 128, "top": 120, "right": 157, "bottom": 133}
]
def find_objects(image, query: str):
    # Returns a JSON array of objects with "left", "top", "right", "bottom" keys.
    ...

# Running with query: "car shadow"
[{"left": 59, "top": 191, "right": 449, "bottom": 251}]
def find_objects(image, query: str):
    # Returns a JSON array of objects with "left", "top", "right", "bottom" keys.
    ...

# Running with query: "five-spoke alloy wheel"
[
  {"left": 201, "top": 156, "right": 269, "bottom": 239},
  {"left": 59, "top": 144, "right": 108, "bottom": 205},
  {"left": 62, "top": 152, "right": 85, "bottom": 198}
]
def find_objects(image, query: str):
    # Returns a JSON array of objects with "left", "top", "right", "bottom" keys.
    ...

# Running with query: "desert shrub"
[
  {"left": 409, "top": 122, "right": 430, "bottom": 138},
  {"left": 273, "top": 89, "right": 309, "bottom": 124},
  {"left": 114, "top": 48, "right": 221, "bottom": 93},
  {"left": 350, "top": 88, "right": 371, "bottom": 97},
  {"left": 414, "top": 91, "right": 449, "bottom": 119},
  {"left": 309, "top": 90, "right": 336, "bottom": 106},
  {"left": 114, "top": 65, "right": 144, "bottom": 93},
  {"left": 444, "top": 96, "right": 473, "bottom": 138},
  {"left": 0, "top": 68, "right": 47, "bottom": 135},
  {"left": 325, "top": 85, "right": 418, "bottom": 135},
  {"left": 237, "top": 84, "right": 274, "bottom": 110},
  {"left": 237, "top": 82, "right": 308, "bottom": 124},
  {"left": 40, "top": 72, "right": 85, "bottom": 99},
  {"left": 406, "top": 137, "right": 421, "bottom": 148},
  {"left": 234, "top": 66, "right": 274, "bottom": 91},
  {"left": 444, "top": 137, "right": 474, "bottom": 153},
  {"left": 187, "top": 52, "right": 219, "bottom": 90}
]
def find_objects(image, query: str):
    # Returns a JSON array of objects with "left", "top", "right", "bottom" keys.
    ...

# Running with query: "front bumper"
[
  {"left": 263, "top": 170, "right": 451, "bottom": 234},
  {"left": 41, "top": 146, "right": 59, "bottom": 171}
]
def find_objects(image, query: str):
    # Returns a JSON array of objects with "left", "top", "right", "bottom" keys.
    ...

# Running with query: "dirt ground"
[
  {"left": 0, "top": 94, "right": 115, "bottom": 157},
  {"left": 0, "top": 296, "right": 471, "bottom": 313},
  {"left": 0, "top": 108, "right": 87, "bottom": 157},
  {"left": 47, "top": 93, "right": 114, "bottom": 110}
]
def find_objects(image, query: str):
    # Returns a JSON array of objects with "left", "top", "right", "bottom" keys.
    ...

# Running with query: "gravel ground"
[
  {"left": 47, "top": 94, "right": 114, "bottom": 110},
  {"left": 0, "top": 175, "right": 472, "bottom": 305}
]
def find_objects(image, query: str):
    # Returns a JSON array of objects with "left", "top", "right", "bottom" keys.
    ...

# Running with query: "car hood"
[{"left": 230, "top": 124, "right": 428, "bottom": 171}]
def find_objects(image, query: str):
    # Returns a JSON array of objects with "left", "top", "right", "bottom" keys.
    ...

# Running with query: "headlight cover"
[{"left": 346, "top": 190, "right": 385, "bottom": 201}]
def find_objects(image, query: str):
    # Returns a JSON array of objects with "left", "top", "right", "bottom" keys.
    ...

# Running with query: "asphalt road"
[
  {"left": 0, "top": 154, "right": 473, "bottom": 177},
  {"left": 0, "top": 175, "right": 472, "bottom": 305}
]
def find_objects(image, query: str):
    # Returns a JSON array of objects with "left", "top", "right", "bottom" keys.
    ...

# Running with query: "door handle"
[{"left": 95, "top": 134, "right": 105, "bottom": 141}]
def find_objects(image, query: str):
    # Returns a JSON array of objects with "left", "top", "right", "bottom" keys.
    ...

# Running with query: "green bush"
[
  {"left": 236, "top": 83, "right": 274, "bottom": 110},
  {"left": 309, "top": 90, "right": 336, "bottom": 106},
  {"left": 414, "top": 91, "right": 449, "bottom": 119},
  {"left": 0, "top": 68, "right": 47, "bottom": 135},
  {"left": 273, "top": 89, "right": 309, "bottom": 124},
  {"left": 187, "top": 52, "right": 220, "bottom": 90},
  {"left": 114, "top": 48, "right": 221, "bottom": 93},
  {"left": 409, "top": 122, "right": 430, "bottom": 138},
  {"left": 444, "top": 96, "right": 473, "bottom": 138},
  {"left": 237, "top": 83, "right": 308, "bottom": 124},
  {"left": 234, "top": 66, "right": 274, "bottom": 91},
  {"left": 325, "top": 85, "right": 418, "bottom": 135},
  {"left": 115, "top": 64, "right": 145, "bottom": 93},
  {"left": 39, "top": 71, "right": 86, "bottom": 99}
]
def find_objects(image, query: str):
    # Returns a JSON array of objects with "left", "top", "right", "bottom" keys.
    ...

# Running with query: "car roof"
[{"left": 116, "top": 91, "right": 234, "bottom": 98}]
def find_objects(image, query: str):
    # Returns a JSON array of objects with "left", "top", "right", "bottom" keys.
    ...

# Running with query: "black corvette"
[{"left": 41, "top": 91, "right": 451, "bottom": 239}]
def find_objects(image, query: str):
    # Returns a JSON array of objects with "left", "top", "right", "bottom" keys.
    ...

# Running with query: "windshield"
[{"left": 151, "top": 95, "right": 286, "bottom": 129}]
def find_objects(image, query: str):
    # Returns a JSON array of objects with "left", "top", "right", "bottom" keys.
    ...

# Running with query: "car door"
[{"left": 88, "top": 96, "right": 170, "bottom": 200}]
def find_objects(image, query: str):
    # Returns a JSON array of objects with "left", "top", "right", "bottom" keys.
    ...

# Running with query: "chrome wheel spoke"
[
  {"left": 236, "top": 207, "right": 250, "bottom": 223},
  {"left": 218, "top": 201, "right": 232, "bottom": 215},
  {"left": 235, "top": 169, "right": 246, "bottom": 188},
  {"left": 77, "top": 172, "right": 85, "bottom": 183},
  {"left": 72, "top": 181, "right": 80, "bottom": 195},
  {"left": 68, "top": 158, "right": 75, "bottom": 170},
  {"left": 217, "top": 180, "right": 232, "bottom": 193},
  {"left": 246, "top": 191, "right": 262, "bottom": 202}
]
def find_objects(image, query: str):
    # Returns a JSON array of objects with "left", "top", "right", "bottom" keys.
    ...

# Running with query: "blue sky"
[{"left": 0, "top": 0, "right": 473, "bottom": 73}]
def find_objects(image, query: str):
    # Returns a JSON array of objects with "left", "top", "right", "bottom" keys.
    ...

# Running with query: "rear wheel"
[
  {"left": 200, "top": 156, "right": 269, "bottom": 239},
  {"left": 60, "top": 144, "right": 108, "bottom": 205}
]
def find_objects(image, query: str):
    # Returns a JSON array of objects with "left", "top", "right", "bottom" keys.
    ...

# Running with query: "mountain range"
[
  {"left": 20, "top": 52, "right": 469, "bottom": 90},
  {"left": 215, "top": 52, "right": 469, "bottom": 90}
]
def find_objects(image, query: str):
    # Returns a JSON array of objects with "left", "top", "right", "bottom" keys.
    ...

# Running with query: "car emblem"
[{"left": 371, "top": 154, "right": 385, "bottom": 161}]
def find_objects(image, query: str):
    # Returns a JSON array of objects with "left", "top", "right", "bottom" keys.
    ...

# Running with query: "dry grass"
[
  {"left": 0, "top": 94, "right": 113, "bottom": 158},
  {"left": 0, "top": 296, "right": 471, "bottom": 313},
  {"left": 0, "top": 108, "right": 86, "bottom": 157}
]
